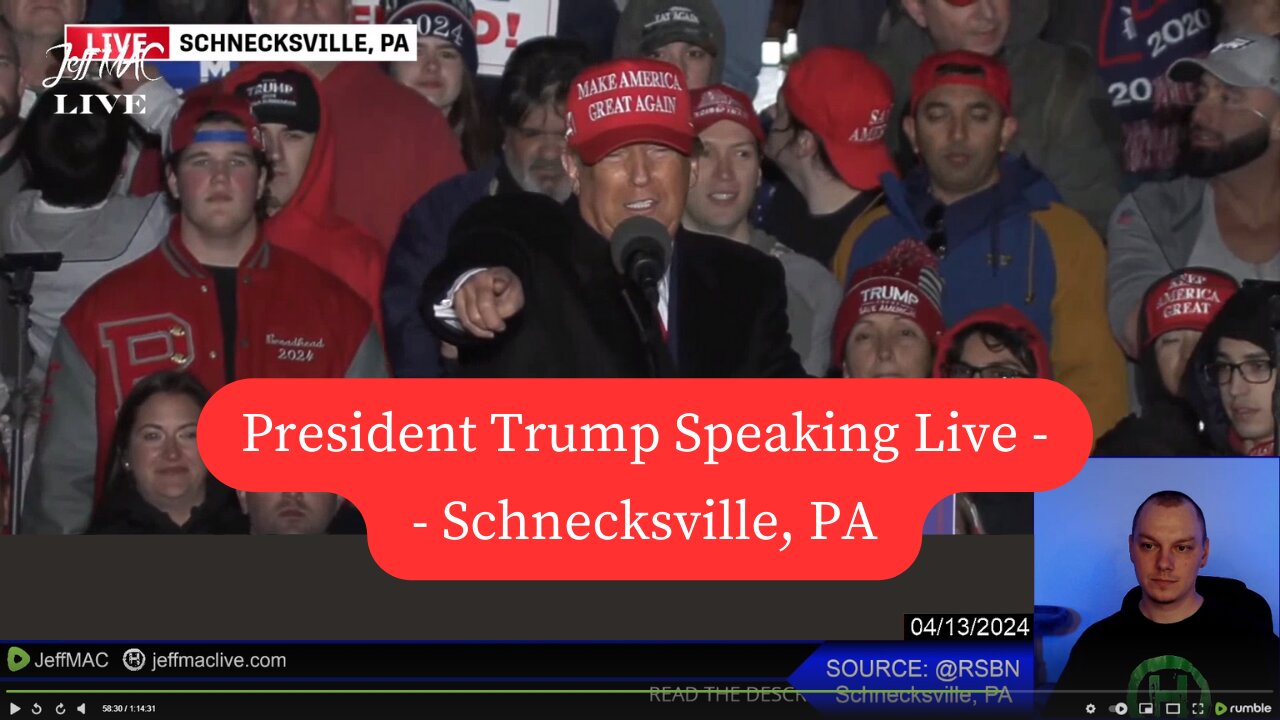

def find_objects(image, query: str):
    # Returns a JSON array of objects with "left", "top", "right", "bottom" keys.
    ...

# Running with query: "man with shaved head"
[{"left": 1046, "top": 490, "right": 1278, "bottom": 715}]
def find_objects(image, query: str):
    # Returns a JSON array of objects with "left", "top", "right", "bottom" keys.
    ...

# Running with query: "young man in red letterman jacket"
[{"left": 20, "top": 87, "right": 387, "bottom": 535}]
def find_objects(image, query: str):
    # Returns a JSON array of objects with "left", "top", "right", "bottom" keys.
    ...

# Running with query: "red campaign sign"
[
  {"left": 474, "top": 10, "right": 519, "bottom": 48},
  {"left": 198, "top": 379, "right": 1092, "bottom": 581},
  {"left": 473, "top": 0, "right": 559, "bottom": 75},
  {"left": 351, "top": 0, "right": 384, "bottom": 24}
]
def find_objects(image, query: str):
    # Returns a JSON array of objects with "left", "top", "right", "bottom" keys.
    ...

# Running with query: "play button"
[
  {"left": 9, "top": 702, "right": 20, "bottom": 716},
  {"left": 6, "top": 647, "right": 30, "bottom": 672}
]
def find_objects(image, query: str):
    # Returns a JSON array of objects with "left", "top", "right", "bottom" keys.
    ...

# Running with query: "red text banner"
[{"left": 198, "top": 379, "right": 1092, "bottom": 581}]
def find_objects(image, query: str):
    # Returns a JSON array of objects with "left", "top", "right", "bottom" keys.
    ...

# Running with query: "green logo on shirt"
[{"left": 1126, "top": 655, "right": 1212, "bottom": 717}]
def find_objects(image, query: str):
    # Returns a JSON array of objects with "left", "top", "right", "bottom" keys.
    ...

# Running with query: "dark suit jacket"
[{"left": 421, "top": 193, "right": 806, "bottom": 378}]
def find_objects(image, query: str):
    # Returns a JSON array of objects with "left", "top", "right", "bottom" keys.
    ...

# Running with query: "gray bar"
[{"left": 0, "top": 536, "right": 1030, "bottom": 640}]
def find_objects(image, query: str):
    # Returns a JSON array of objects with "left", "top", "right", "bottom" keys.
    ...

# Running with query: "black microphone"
[{"left": 610, "top": 216, "right": 672, "bottom": 304}]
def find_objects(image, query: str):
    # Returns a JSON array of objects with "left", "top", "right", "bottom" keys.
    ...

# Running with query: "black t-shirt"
[
  {"left": 1046, "top": 577, "right": 1279, "bottom": 717},
  {"left": 205, "top": 266, "right": 239, "bottom": 384},
  {"left": 761, "top": 178, "right": 879, "bottom": 267}
]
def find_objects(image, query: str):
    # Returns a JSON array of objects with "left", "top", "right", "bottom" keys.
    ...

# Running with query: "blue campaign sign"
[{"left": 153, "top": 60, "right": 241, "bottom": 93}]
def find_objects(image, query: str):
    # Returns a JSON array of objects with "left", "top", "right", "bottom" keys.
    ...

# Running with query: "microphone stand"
[
  {"left": 2, "top": 252, "right": 63, "bottom": 533},
  {"left": 0, "top": 251, "right": 61, "bottom": 532},
  {"left": 638, "top": 281, "right": 673, "bottom": 377},
  {"left": 5, "top": 266, "right": 34, "bottom": 534},
  {"left": 639, "top": 282, "right": 660, "bottom": 309},
  {"left": 621, "top": 282, "right": 671, "bottom": 378}
]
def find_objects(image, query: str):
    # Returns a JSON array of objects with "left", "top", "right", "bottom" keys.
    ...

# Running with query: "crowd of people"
[{"left": 0, "top": 0, "right": 1278, "bottom": 535}]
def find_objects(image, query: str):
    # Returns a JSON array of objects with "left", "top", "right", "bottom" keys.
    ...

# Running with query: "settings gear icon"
[{"left": 1085, "top": 704, "right": 1097, "bottom": 715}]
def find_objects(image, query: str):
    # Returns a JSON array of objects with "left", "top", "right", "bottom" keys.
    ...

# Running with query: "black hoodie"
[
  {"left": 1184, "top": 283, "right": 1280, "bottom": 457},
  {"left": 1045, "top": 576, "right": 1279, "bottom": 717}
]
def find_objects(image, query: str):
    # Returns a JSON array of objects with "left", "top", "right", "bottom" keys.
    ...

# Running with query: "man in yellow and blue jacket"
[{"left": 833, "top": 49, "right": 1127, "bottom": 439}]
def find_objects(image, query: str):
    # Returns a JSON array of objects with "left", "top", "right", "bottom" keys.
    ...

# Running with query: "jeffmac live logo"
[
  {"left": 43, "top": 23, "right": 416, "bottom": 115},
  {"left": 53, "top": 92, "right": 147, "bottom": 115},
  {"left": 45, "top": 26, "right": 163, "bottom": 115}
]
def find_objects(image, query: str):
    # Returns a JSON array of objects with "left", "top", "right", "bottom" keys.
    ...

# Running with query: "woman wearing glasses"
[
  {"left": 1185, "top": 282, "right": 1280, "bottom": 457},
  {"left": 932, "top": 304, "right": 1045, "bottom": 536},
  {"left": 934, "top": 305, "right": 1050, "bottom": 381}
]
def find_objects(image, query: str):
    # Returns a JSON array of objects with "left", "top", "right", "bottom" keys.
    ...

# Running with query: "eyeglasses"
[
  {"left": 945, "top": 362, "right": 1032, "bottom": 379},
  {"left": 1205, "top": 359, "right": 1276, "bottom": 386}
]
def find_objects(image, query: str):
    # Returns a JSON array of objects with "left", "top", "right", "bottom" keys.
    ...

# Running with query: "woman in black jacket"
[{"left": 88, "top": 371, "right": 246, "bottom": 534}]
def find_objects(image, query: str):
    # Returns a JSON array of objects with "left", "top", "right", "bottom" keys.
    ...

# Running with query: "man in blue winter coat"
[{"left": 833, "top": 49, "right": 1127, "bottom": 440}]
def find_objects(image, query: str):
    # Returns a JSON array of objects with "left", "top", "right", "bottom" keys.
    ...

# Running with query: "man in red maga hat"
[{"left": 423, "top": 58, "right": 805, "bottom": 378}]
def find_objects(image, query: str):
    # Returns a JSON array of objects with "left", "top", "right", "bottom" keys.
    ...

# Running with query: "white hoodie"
[{"left": 2, "top": 191, "right": 170, "bottom": 390}]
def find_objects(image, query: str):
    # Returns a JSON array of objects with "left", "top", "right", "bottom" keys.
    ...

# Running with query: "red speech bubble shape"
[{"left": 198, "top": 379, "right": 1091, "bottom": 580}]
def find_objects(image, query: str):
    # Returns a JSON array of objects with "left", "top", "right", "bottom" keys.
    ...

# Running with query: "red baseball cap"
[
  {"left": 911, "top": 50, "right": 1012, "bottom": 115},
  {"left": 782, "top": 47, "right": 897, "bottom": 191},
  {"left": 1142, "top": 268, "right": 1239, "bottom": 348},
  {"left": 167, "top": 84, "right": 264, "bottom": 157},
  {"left": 565, "top": 58, "right": 694, "bottom": 164},
  {"left": 690, "top": 83, "right": 764, "bottom": 141}
]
